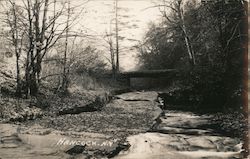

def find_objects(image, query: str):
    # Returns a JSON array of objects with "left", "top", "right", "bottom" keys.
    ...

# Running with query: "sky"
[
  {"left": 0, "top": 0, "right": 204, "bottom": 71},
  {"left": 0, "top": 0, "right": 163, "bottom": 71},
  {"left": 71, "top": 0, "right": 162, "bottom": 71}
]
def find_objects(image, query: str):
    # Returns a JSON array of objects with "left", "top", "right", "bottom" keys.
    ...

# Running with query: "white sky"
[
  {"left": 1, "top": 0, "right": 203, "bottom": 71},
  {"left": 72, "top": 0, "right": 162, "bottom": 71},
  {"left": 0, "top": 0, "right": 163, "bottom": 71}
]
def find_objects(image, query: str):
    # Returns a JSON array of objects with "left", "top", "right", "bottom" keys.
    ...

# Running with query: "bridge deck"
[{"left": 120, "top": 69, "right": 177, "bottom": 78}]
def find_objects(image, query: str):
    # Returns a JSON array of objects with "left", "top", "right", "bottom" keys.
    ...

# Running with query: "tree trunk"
[
  {"left": 115, "top": 0, "right": 119, "bottom": 73},
  {"left": 15, "top": 54, "right": 21, "bottom": 96},
  {"left": 178, "top": 0, "right": 196, "bottom": 66},
  {"left": 111, "top": 47, "right": 116, "bottom": 79},
  {"left": 10, "top": 1, "right": 21, "bottom": 97},
  {"left": 29, "top": 66, "right": 38, "bottom": 96},
  {"left": 24, "top": 0, "right": 33, "bottom": 98},
  {"left": 61, "top": 0, "right": 70, "bottom": 92},
  {"left": 108, "top": 34, "right": 116, "bottom": 79},
  {"left": 36, "top": 0, "right": 49, "bottom": 85},
  {"left": 30, "top": 42, "right": 38, "bottom": 96}
]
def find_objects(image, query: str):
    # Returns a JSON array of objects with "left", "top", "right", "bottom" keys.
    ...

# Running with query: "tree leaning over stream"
[
  {"left": 138, "top": 0, "right": 247, "bottom": 107},
  {"left": 2, "top": 0, "right": 85, "bottom": 97}
]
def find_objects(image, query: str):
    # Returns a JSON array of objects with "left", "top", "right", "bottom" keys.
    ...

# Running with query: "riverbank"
[
  {"left": 0, "top": 91, "right": 163, "bottom": 159},
  {"left": 0, "top": 90, "right": 245, "bottom": 159}
]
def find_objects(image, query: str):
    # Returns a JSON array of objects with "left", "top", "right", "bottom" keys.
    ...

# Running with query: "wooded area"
[
  {"left": 0, "top": 0, "right": 248, "bottom": 158},
  {"left": 138, "top": 0, "right": 247, "bottom": 109}
]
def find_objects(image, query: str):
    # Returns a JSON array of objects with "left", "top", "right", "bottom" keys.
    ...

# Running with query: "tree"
[
  {"left": 102, "top": 0, "right": 120, "bottom": 75},
  {"left": 138, "top": 22, "right": 185, "bottom": 70},
  {"left": 4, "top": 1, "right": 25, "bottom": 96},
  {"left": 2, "top": 0, "right": 85, "bottom": 97},
  {"left": 115, "top": 0, "right": 119, "bottom": 73},
  {"left": 138, "top": 0, "right": 246, "bottom": 108},
  {"left": 104, "top": 29, "right": 116, "bottom": 78},
  {"left": 61, "top": 0, "right": 71, "bottom": 92},
  {"left": 103, "top": 0, "right": 139, "bottom": 74},
  {"left": 159, "top": 0, "right": 196, "bottom": 65}
]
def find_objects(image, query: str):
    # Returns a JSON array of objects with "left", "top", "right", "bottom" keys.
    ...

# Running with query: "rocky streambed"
[
  {"left": 0, "top": 91, "right": 162, "bottom": 159},
  {"left": 0, "top": 91, "right": 244, "bottom": 159},
  {"left": 115, "top": 110, "right": 243, "bottom": 159}
]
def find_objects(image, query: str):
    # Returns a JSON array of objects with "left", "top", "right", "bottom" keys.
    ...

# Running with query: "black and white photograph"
[{"left": 0, "top": 0, "right": 248, "bottom": 158}]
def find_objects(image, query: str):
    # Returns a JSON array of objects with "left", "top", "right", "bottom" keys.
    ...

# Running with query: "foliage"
[
  {"left": 2, "top": 0, "right": 84, "bottom": 97},
  {"left": 71, "top": 46, "right": 107, "bottom": 75},
  {"left": 138, "top": 0, "right": 246, "bottom": 109},
  {"left": 138, "top": 22, "right": 186, "bottom": 70},
  {"left": 212, "top": 110, "right": 245, "bottom": 138},
  {"left": 41, "top": 43, "right": 108, "bottom": 91}
]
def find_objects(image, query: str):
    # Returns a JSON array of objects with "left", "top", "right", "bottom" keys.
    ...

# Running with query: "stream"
[
  {"left": 0, "top": 91, "right": 243, "bottom": 159},
  {"left": 115, "top": 110, "right": 242, "bottom": 159}
]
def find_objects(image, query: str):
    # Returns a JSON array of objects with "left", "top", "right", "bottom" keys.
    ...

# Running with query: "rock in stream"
[
  {"left": 115, "top": 111, "right": 243, "bottom": 159},
  {"left": 0, "top": 91, "right": 163, "bottom": 159}
]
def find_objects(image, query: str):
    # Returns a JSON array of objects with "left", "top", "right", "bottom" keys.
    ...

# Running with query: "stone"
[
  {"left": 115, "top": 91, "right": 158, "bottom": 102},
  {"left": 65, "top": 145, "right": 86, "bottom": 155}
]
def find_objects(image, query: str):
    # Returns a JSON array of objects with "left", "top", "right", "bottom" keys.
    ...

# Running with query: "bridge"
[
  {"left": 120, "top": 69, "right": 177, "bottom": 78},
  {"left": 118, "top": 69, "right": 178, "bottom": 89}
]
